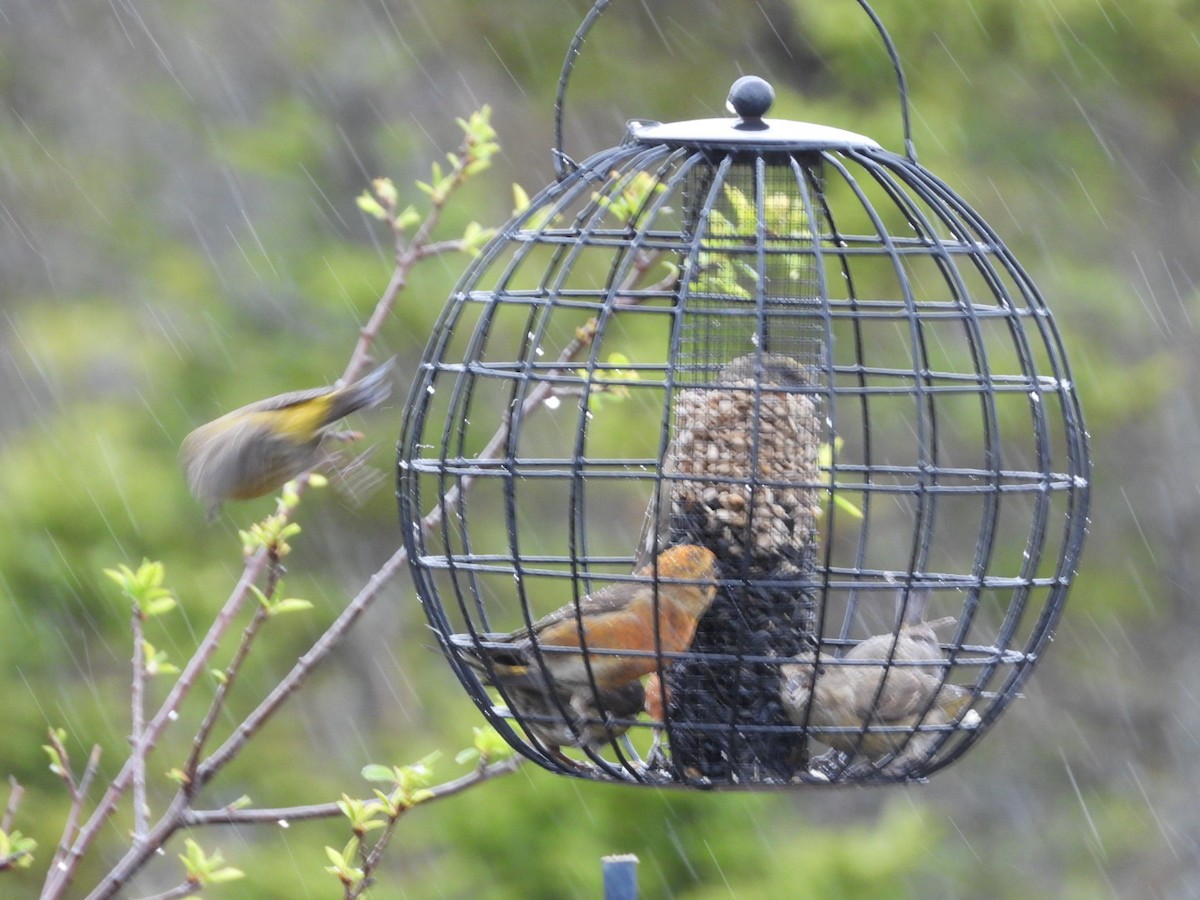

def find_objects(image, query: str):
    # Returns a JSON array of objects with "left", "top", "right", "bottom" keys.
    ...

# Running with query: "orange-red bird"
[{"left": 452, "top": 544, "right": 717, "bottom": 755}]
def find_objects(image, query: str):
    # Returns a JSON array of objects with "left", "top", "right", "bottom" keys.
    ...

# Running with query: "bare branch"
[
  {"left": 131, "top": 606, "right": 148, "bottom": 841},
  {"left": 180, "top": 551, "right": 280, "bottom": 793},
  {"left": 184, "top": 756, "right": 522, "bottom": 828},
  {"left": 193, "top": 548, "right": 411, "bottom": 789},
  {"left": 344, "top": 132, "right": 484, "bottom": 386},
  {"left": 3, "top": 777, "right": 24, "bottom": 834},
  {"left": 46, "top": 744, "right": 102, "bottom": 886}
]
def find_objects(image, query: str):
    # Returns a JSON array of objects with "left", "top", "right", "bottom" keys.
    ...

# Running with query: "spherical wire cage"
[{"left": 397, "top": 0, "right": 1090, "bottom": 787}]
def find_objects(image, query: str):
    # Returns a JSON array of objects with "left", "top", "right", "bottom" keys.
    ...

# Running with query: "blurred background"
[{"left": 0, "top": 0, "right": 1194, "bottom": 896}]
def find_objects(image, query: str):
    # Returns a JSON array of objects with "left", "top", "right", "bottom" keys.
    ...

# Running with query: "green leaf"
[
  {"left": 360, "top": 764, "right": 395, "bottom": 783},
  {"left": 249, "top": 585, "right": 271, "bottom": 610},
  {"left": 512, "top": 183, "right": 531, "bottom": 214},
  {"left": 178, "top": 838, "right": 241, "bottom": 886},
  {"left": 372, "top": 177, "right": 398, "bottom": 207},
  {"left": 356, "top": 193, "right": 388, "bottom": 220},
  {"left": 832, "top": 493, "right": 865, "bottom": 520},
  {"left": 208, "top": 867, "right": 246, "bottom": 884},
  {"left": 472, "top": 724, "right": 515, "bottom": 763},
  {"left": 143, "top": 595, "right": 177, "bottom": 617},
  {"left": 0, "top": 829, "right": 36, "bottom": 869},
  {"left": 395, "top": 205, "right": 421, "bottom": 231},
  {"left": 268, "top": 598, "right": 313, "bottom": 617}
]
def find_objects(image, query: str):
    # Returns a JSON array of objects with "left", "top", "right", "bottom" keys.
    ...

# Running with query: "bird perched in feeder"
[
  {"left": 450, "top": 544, "right": 718, "bottom": 760},
  {"left": 780, "top": 591, "right": 978, "bottom": 776},
  {"left": 488, "top": 678, "right": 648, "bottom": 762},
  {"left": 181, "top": 358, "right": 395, "bottom": 519}
]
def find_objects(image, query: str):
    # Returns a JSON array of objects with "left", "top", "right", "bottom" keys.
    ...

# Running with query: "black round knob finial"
[{"left": 726, "top": 76, "right": 775, "bottom": 120}]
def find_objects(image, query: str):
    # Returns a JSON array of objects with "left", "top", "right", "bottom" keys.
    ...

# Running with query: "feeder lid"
[{"left": 627, "top": 75, "right": 881, "bottom": 152}]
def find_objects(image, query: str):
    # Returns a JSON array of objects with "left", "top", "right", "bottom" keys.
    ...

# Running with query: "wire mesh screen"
[{"left": 397, "top": 134, "right": 1090, "bottom": 787}]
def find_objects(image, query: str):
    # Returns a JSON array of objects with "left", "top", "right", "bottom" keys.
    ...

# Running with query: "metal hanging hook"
[
  {"left": 552, "top": 0, "right": 918, "bottom": 178},
  {"left": 553, "top": 0, "right": 612, "bottom": 180},
  {"left": 851, "top": 0, "right": 917, "bottom": 162}
]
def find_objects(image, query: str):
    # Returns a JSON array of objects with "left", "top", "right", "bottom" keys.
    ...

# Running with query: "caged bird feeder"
[{"left": 397, "top": 0, "right": 1090, "bottom": 787}]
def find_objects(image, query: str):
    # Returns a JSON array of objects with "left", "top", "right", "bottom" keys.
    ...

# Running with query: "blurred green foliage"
[{"left": 0, "top": 0, "right": 1194, "bottom": 896}]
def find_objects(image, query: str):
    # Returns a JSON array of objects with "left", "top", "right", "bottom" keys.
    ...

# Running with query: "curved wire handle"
[{"left": 552, "top": 0, "right": 917, "bottom": 180}]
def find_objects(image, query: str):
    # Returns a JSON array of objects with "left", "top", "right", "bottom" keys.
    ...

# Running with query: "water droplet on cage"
[
  {"left": 535, "top": 346, "right": 544, "bottom": 357},
  {"left": 278, "top": 819, "right": 290, "bottom": 829},
  {"left": 1029, "top": 392, "right": 1040, "bottom": 403},
  {"left": 426, "top": 385, "right": 435, "bottom": 395},
  {"left": 544, "top": 395, "right": 561, "bottom": 410}
]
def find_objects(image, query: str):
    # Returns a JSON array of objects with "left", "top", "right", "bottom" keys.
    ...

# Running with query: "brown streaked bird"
[
  {"left": 781, "top": 595, "right": 977, "bottom": 775},
  {"left": 181, "top": 358, "right": 394, "bottom": 519},
  {"left": 493, "top": 679, "right": 648, "bottom": 760},
  {"left": 451, "top": 544, "right": 718, "bottom": 758}
]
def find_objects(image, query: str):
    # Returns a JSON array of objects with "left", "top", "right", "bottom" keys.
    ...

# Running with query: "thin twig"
[
  {"left": 193, "top": 549, "right": 411, "bottom": 790},
  {"left": 180, "top": 555, "right": 282, "bottom": 792},
  {"left": 185, "top": 755, "right": 523, "bottom": 829},
  {"left": 182, "top": 604, "right": 270, "bottom": 792},
  {"left": 45, "top": 731, "right": 77, "bottom": 877},
  {"left": 343, "top": 138, "right": 479, "bottom": 385},
  {"left": 2, "top": 777, "right": 23, "bottom": 833},
  {"left": 131, "top": 605, "right": 148, "bottom": 841},
  {"left": 47, "top": 744, "right": 102, "bottom": 883}
]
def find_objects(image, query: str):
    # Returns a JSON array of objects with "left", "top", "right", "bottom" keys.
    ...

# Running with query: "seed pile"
[
  {"left": 663, "top": 353, "right": 822, "bottom": 565},
  {"left": 652, "top": 353, "right": 826, "bottom": 782}
]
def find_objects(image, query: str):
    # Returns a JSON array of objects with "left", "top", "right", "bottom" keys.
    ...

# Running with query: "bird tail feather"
[{"left": 325, "top": 357, "right": 395, "bottom": 425}]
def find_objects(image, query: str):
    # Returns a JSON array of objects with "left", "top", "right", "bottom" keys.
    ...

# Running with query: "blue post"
[{"left": 602, "top": 854, "right": 638, "bottom": 900}]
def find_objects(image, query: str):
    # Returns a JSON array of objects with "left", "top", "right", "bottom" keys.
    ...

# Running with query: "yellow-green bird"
[{"left": 181, "top": 358, "right": 394, "bottom": 519}]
